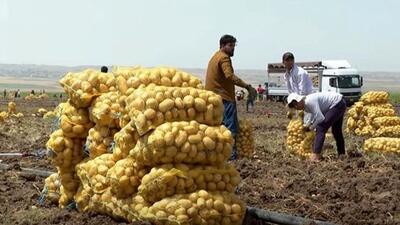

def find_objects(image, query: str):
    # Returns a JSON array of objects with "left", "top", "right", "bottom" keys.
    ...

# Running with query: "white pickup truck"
[{"left": 266, "top": 60, "right": 363, "bottom": 105}]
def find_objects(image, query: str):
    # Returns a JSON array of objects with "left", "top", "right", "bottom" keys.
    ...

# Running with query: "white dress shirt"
[
  {"left": 304, "top": 92, "right": 343, "bottom": 129},
  {"left": 285, "top": 65, "right": 314, "bottom": 96}
]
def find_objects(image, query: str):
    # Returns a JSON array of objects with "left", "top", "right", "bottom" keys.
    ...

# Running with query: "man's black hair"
[
  {"left": 288, "top": 100, "right": 296, "bottom": 108},
  {"left": 282, "top": 52, "right": 295, "bottom": 61},
  {"left": 219, "top": 35, "right": 237, "bottom": 47},
  {"left": 101, "top": 66, "right": 108, "bottom": 73}
]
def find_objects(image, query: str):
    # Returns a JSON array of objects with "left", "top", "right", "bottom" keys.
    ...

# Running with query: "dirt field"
[{"left": 0, "top": 99, "right": 399, "bottom": 225}]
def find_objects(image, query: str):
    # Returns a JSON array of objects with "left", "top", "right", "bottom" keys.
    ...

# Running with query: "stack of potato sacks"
[
  {"left": 0, "top": 102, "right": 24, "bottom": 122},
  {"left": 25, "top": 93, "right": 49, "bottom": 100},
  {"left": 286, "top": 111, "right": 316, "bottom": 158},
  {"left": 346, "top": 91, "right": 400, "bottom": 153},
  {"left": 237, "top": 119, "right": 255, "bottom": 158},
  {"left": 44, "top": 67, "right": 246, "bottom": 225}
]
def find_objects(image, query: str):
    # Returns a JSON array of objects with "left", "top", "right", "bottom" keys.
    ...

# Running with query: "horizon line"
[{"left": 1, "top": 62, "right": 400, "bottom": 73}]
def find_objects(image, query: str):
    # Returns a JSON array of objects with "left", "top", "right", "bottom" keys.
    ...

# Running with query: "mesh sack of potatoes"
[
  {"left": 0, "top": 111, "right": 8, "bottom": 122},
  {"left": 12, "top": 112, "right": 24, "bottom": 118},
  {"left": 287, "top": 119, "right": 315, "bottom": 158},
  {"left": 39, "top": 93, "right": 49, "bottom": 99},
  {"left": 374, "top": 125, "right": 400, "bottom": 138},
  {"left": 106, "top": 157, "right": 149, "bottom": 198},
  {"left": 138, "top": 190, "right": 246, "bottom": 225},
  {"left": 138, "top": 163, "right": 241, "bottom": 203},
  {"left": 354, "top": 124, "right": 375, "bottom": 136},
  {"left": 37, "top": 108, "right": 48, "bottom": 116},
  {"left": 114, "top": 67, "right": 203, "bottom": 96},
  {"left": 43, "top": 111, "right": 57, "bottom": 120},
  {"left": 74, "top": 184, "right": 93, "bottom": 212},
  {"left": 112, "top": 122, "right": 140, "bottom": 161},
  {"left": 84, "top": 187, "right": 124, "bottom": 219},
  {"left": 40, "top": 173, "right": 61, "bottom": 204},
  {"left": 372, "top": 116, "right": 400, "bottom": 128},
  {"left": 364, "top": 137, "right": 400, "bottom": 153},
  {"left": 86, "top": 188, "right": 149, "bottom": 222},
  {"left": 130, "top": 121, "right": 233, "bottom": 166},
  {"left": 346, "top": 100, "right": 396, "bottom": 136},
  {"left": 76, "top": 153, "right": 116, "bottom": 194},
  {"left": 125, "top": 85, "right": 223, "bottom": 135},
  {"left": 364, "top": 106, "right": 396, "bottom": 119},
  {"left": 58, "top": 171, "right": 81, "bottom": 207},
  {"left": 360, "top": 91, "right": 389, "bottom": 104},
  {"left": 237, "top": 119, "right": 255, "bottom": 159},
  {"left": 59, "top": 101, "right": 94, "bottom": 138},
  {"left": 46, "top": 129, "right": 85, "bottom": 172},
  {"left": 7, "top": 102, "right": 16, "bottom": 114},
  {"left": 24, "top": 94, "right": 35, "bottom": 100},
  {"left": 59, "top": 69, "right": 117, "bottom": 108},
  {"left": 85, "top": 124, "right": 119, "bottom": 159},
  {"left": 89, "top": 91, "right": 125, "bottom": 128}
]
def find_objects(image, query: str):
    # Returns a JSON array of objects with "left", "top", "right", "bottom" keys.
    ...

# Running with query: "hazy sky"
[{"left": 1, "top": 0, "right": 399, "bottom": 71}]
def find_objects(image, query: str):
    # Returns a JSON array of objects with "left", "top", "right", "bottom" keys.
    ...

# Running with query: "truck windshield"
[{"left": 337, "top": 75, "right": 361, "bottom": 88}]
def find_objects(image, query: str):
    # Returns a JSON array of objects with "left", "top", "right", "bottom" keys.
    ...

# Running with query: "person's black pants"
[{"left": 314, "top": 99, "right": 346, "bottom": 155}]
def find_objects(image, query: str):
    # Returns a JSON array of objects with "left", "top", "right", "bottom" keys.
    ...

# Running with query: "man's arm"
[
  {"left": 220, "top": 56, "right": 249, "bottom": 89},
  {"left": 298, "top": 71, "right": 313, "bottom": 95}
]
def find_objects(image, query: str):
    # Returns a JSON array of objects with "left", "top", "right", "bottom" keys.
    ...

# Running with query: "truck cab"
[{"left": 320, "top": 60, "right": 363, "bottom": 104}]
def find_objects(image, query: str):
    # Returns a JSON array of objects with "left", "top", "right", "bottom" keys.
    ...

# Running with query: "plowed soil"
[{"left": 0, "top": 99, "right": 399, "bottom": 225}]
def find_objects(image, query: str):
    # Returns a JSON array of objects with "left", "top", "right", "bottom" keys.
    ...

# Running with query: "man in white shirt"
[
  {"left": 287, "top": 92, "right": 346, "bottom": 161},
  {"left": 283, "top": 52, "right": 314, "bottom": 119},
  {"left": 283, "top": 52, "right": 314, "bottom": 95}
]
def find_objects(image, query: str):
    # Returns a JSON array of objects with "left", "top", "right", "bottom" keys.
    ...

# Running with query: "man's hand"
[
  {"left": 287, "top": 111, "right": 293, "bottom": 119},
  {"left": 303, "top": 126, "right": 311, "bottom": 132}
]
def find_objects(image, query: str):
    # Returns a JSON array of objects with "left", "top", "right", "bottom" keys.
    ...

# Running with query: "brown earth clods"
[{"left": 0, "top": 99, "right": 399, "bottom": 225}]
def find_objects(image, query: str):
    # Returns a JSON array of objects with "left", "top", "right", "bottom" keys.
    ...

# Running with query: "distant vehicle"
[{"left": 266, "top": 60, "right": 363, "bottom": 104}]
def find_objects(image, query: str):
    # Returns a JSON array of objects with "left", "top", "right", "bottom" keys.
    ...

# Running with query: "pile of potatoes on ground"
[
  {"left": 42, "top": 66, "right": 247, "bottom": 225},
  {"left": 0, "top": 102, "right": 24, "bottom": 122},
  {"left": 346, "top": 91, "right": 400, "bottom": 153}
]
